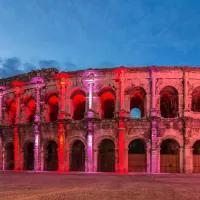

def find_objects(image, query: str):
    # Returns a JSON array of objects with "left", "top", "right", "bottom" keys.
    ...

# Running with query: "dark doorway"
[
  {"left": 98, "top": 139, "right": 115, "bottom": 172},
  {"left": 45, "top": 141, "right": 58, "bottom": 171},
  {"left": 48, "top": 95, "right": 59, "bottom": 122},
  {"left": 73, "top": 100, "right": 85, "bottom": 120},
  {"left": 23, "top": 142, "right": 34, "bottom": 170},
  {"left": 5, "top": 142, "right": 14, "bottom": 170},
  {"left": 103, "top": 99, "right": 115, "bottom": 119},
  {"left": 50, "top": 104, "right": 58, "bottom": 121},
  {"left": 160, "top": 86, "right": 178, "bottom": 118},
  {"left": 160, "top": 139, "right": 180, "bottom": 173},
  {"left": 70, "top": 140, "right": 85, "bottom": 171},
  {"left": 128, "top": 139, "right": 146, "bottom": 172},
  {"left": 193, "top": 140, "right": 200, "bottom": 173},
  {"left": 99, "top": 90, "right": 115, "bottom": 119}
]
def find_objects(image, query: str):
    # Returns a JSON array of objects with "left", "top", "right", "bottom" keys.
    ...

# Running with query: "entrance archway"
[
  {"left": 5, "top": 142, "right": 14, "bottom": 170},
  {"left": 128, "top": 139, "right": 146, "bottom": 172},
  {"left": 23, "top": 142, "right": 34, "bottom": 170},
  {"left": 98, "top": 139, "right": 115, "bottom": 172},
  {"left": 70, "top": 140, "right": 85, "bottom": 171},
  {"left": 193, "top": 140, "right": 200, "bottom": 173},
  {"left": 160, "top": 139, "right": 180, "bottom": 173},
  {"left": 44, "top": 140, "right": 58, "bottom": 171}
]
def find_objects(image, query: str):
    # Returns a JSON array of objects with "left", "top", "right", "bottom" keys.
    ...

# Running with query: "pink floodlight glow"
[
  {"left": 88, "top": 80, "right": 94, "bottom": 110},
  {"left": 87, "top": 134, "right": 93, "bottom": 171},
  {"left": 34, "top": 133, "right": 39, "bottom": 145},
  {"left": 31, "top": 77, "right": 44, "bottom": 83}
]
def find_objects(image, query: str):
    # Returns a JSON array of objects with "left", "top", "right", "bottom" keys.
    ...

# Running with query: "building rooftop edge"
[{"left": 0, "top": 65, "right": 199, "bottom": 84}]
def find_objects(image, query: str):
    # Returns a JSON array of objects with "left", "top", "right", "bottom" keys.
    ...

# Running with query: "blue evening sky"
[{"left": 0, "top": 0, "right": 200, "bottom": 77}]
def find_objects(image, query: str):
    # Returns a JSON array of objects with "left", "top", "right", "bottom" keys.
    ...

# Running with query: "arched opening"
[
  {"left": 23, "top": 142, "right": 34, "bottom": 170},
  {"left": 7, "top": 100, "right": 16, "bottom": 125},
  {"left": 70, "top": 140, "right": 85, "bottom": 171},
  {"left": 98, "top": 139, "right": 115, "bottom": 172},
  {"left": 193, "top": 140, "right": 200, "bottom": 173},
  {"left": 5, "top": 142, "right": 14, "bottom": 170},
  {"left": 48, "top": 94, "right": 59, "bottom": 122},
  {"left": 71, "top": 91, "right": 86, "bottom": 120},
  {"left": 160, "top": 86, "right": 178, "bottom": 118},
  {"left": 128, "top": 139, "right": 146, "bottom": 172},
  {"left": 192, "top": 87, "right": 200, "bottom": 112},
  {"left": 160, "top": 139, "right": 180, "bottom": 173},
  {"left": 26, "top": 98, "right": 36, "bottom": 123},
  {"left": 130, "top": 88, "right": 146, "bottom": 118},
  {"left": 44, "top": 140, "right": 58, "bottom": 171},
  {"left": 99, "top": 88, "right": 115, "bottom": 119}
]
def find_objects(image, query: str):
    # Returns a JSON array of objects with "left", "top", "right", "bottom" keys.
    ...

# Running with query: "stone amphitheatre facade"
[{"left": 0, "top": 66, "right": 200, "bottom": 173}]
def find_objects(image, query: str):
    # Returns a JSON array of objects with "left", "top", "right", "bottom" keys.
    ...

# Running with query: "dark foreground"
[{"left": 0, "top": 172, "right": 200, "bottom": 200}]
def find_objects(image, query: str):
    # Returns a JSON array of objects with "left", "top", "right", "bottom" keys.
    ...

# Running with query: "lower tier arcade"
[{"left": 0, "top": 117, "right": 200, "bottom": 174}]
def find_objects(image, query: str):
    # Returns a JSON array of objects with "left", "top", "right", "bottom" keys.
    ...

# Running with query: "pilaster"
[
  {"left": 14, "top": 88, "right": 20, "bottom": 170},
  {"left": 86, "top": 77, "right": 94, "bottom": 172},
  {"left": 151, "top": 119, "right": 158, "bottom": 173},
  {"left": 57, "top": 79, "right": 66, "bottom": 171},
  {"left": 117, "top": 70, "right": 126, "bottom": 173},
  {"left": 34, "top": 81, "right": 43, "bottom": 171}
]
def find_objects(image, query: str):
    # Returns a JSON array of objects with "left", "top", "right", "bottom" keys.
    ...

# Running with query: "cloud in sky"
[{"left": 0, "top": 0, "right": 200, "bottom": 78}]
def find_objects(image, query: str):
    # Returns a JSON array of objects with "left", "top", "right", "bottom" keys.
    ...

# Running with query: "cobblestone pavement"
[{"left": 0, "top": 171, "right": 200, "bottom": 200}]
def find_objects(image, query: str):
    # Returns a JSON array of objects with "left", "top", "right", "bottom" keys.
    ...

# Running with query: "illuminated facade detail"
[{"left": 1, "top": 66, "right": 200, "bottom": 173}]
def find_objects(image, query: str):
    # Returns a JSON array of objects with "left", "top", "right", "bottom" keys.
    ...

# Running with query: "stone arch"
[
  {"left": 160, "top": 138, "right": 180, "bottom": 173},
  {"left": 4, "top": 141, "right": 14, "bottom": 170},
  {"left": 157, "top": 135, "right": 183, "bottom": 148},
  {"left": 6, "top": 98, "right": 16, "bottom": 125},
  {"left": 70, "top": 89, "right": 86, "bottom": 120},
  {"left": 97, "top": 138, "right": 115, "bottom": 172},
  {"left": 23, "top": 140, "right": 34, "bottom": 170},
  {"left": 159, "top": 86, "right": 179, "bottom": 118},
  {"left": 24, "top": 96, "right": 36, "bottom": 123},
  {"left": 125, "top": 136, "right": 149, "bottom": 150},
  {"left": 68, "top": 86, "right": 87, "bottom": 98},
  {"left": 127, "top": 138, "right": 147, "bottom": 172},
  {"left": 46, "top": 92, "right": 59, "bottom": 122},
  {"left": 192, "top": 140, "right": 200, "bottom": 173},
  {"left": 42, "top": 138, "right": 58, "bottom": 150},
  {"left": 69, "top": 140, "right": 85, "bottom": 171},
  {"left": 191, "top": 86, "right": 200, "bottom": 112},
  {"left": 98, "top": 87, "right": 116, "bottom": 119},
  {"left": 43, "top": 139, "right": 58, "bottom": 171},
  {"left": 94, "top": 135, "right": 116, "bottom": 150},
  {"left": 67, "top": 136, "right": 86, "bottom": 150}
]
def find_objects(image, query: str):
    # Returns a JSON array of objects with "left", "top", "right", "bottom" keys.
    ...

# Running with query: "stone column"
[
  {"left": 118, "top": 121, "right": 125, "bottom": 173},
  {"left": 151, "top": 120, "right": 158, "bottom": 173},
  {"left": 93, "top": 149, "right": 98, "bottom": 172},
  {"left": 125, "top": 148, "right": 129, "bottom": 173},
  {"left": 0, "top": 135, "right": 2, "bottom": 170},
  {"left": 86, "top": 121, "right": 93, "bottom": 172},
  {"left": 118, "top": 71, "right": 126, "bottom": 173},
  {"left": 184, "top": 143, "right": 193, "bottom": 173},
  {"left": 58, "top": 79, "right": 66, "bottom": 171},
  {"left": 58, "top": 78, "right": 66, "bottom": 119},
  {"left": 14, "top": 89, "right": 20, "bottom": 170},
  {"left": 0, "top": 90, "right": 3, "bottom": 125},
  {"left": 34, "top": 83, "right": 42, "bottom": 171},
  {"left": 184, "top": 70, "right": 188, "bottom": 111},
  {"left": 151, "top": 76, "right": 156, "bottom": 116},
  {"left": 157, "top": 148, "right": 161, "bottom": 173},
  {"left": 180, "top": 147, "right": 184, "bottom": 173},
  {"left": 85, "top": 78, "right": 94, "bottom": 172},
  {"left": 58, "top": 123, "right": 65, "bottom": 171}
]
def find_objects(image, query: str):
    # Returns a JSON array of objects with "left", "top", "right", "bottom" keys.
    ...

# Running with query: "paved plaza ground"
[{"left": 0, "top": 172, "right": 200, "bottom": 200}]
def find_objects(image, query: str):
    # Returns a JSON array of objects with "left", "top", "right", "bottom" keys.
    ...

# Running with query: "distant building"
[{"left": 0, "top": 66, "right": 199, "bottom": 173}]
